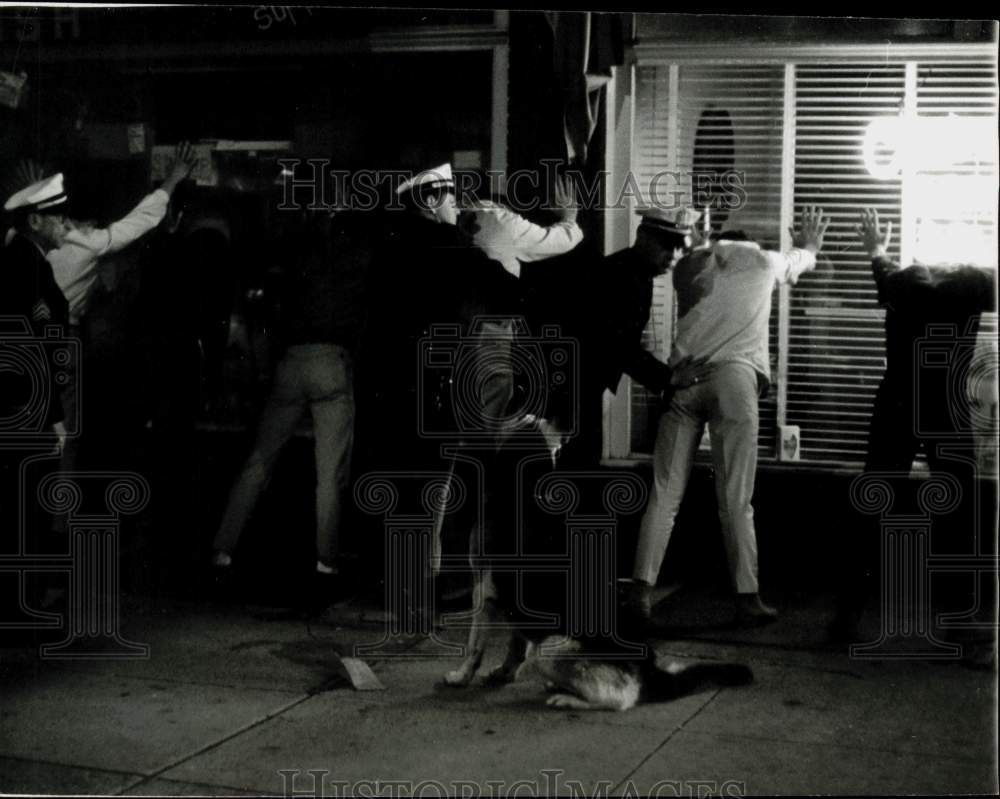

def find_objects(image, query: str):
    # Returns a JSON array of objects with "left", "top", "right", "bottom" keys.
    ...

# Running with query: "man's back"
[
  {"left": 875, "top": 259, "right": 996, "bottom": 384},
  {"left": 672, "top": 240, "right": 804, "bottom": 384},
  {"left": 281, "top": 211, "right": 372, "bottom": 353}
]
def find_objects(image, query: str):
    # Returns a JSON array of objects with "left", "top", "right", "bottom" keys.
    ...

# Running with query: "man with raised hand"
[
  {"left": 48, "top": 143, "right": 196, "bottom": 328},
  {"left": 831, "top": 209, "right": 996, "bottom": 664},
  {"left": 627, "top": 207, "right": 829, "bottom": 625}
]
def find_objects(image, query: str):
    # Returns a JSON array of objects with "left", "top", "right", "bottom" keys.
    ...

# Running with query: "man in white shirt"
[
  {"left": 454, "top": 174, "right": 582, "bottom": 446},
  {"left": 459, "top": 175, "right": 583, "bottom": 279},
  {"left": 45, "top": 144, "right": 194, "bottom": 536},
  {"left": 48, "top": 142, "right": 195, "bottom": 326},
  {"left": 430, "top": 175, "right": 584, "bottom": 578},
  {"left": 627, "top": 206, "right": 829, "bottom": 624}
]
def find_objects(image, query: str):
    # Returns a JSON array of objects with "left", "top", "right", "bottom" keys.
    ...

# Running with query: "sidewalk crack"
[
  {"left": 611, "top": 688, "right": 723, "bottom": 795},
  {"left": 114, "top": 692, "right": 313, "bottom": 796}
]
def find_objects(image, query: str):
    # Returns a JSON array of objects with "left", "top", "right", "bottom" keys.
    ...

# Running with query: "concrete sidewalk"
[{"left": 1, "top": 594, "right": 996, "bottom": 797}]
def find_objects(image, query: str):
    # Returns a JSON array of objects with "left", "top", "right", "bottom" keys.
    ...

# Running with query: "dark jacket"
[
  {"left": 0, "top": 233, "right": 70, "bottom": 429},
  {"left": 588, "top": 247, "right": 673, "bottom": 395},
  {"left": 363, "top": 212, "right": 514, "bottom": 390},
  {"left": 872, "top": 256, "right": 996, "bottom": 387},
  {"left": 280, "top": 211, "right": 373, "bottom": 353}
]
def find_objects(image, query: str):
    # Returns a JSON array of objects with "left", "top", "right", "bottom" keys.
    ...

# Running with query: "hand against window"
[
  {"left": 791, "top": 205, "right": 830, "bottom": 253},
  {"left": 856, "top": 208, "right": 892, "bottom": 258},
  {"left": 552, "top": 174, "right": 578, "bottom": 223},
  {"left": 162, "top": 141, "right": 197, "bottom": 196}
]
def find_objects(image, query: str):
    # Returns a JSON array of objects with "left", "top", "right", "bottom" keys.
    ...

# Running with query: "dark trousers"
[{"left": 839, "top": 378, "right": 990, "bottom": 630}]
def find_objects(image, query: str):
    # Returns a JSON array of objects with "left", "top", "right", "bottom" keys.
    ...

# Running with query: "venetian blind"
[
  {"left": 629, "top": 51, "right": 998, "bottom": 467},
  {"left": 631, "top": 63, "right": 785, "bottom": 456}
]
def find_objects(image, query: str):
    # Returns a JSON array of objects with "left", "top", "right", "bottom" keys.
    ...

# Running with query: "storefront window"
[{"left": 618, "top": 47, "right": 998, "bottom": 469}]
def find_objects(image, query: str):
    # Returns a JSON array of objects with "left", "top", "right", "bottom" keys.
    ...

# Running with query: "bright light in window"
[
  {"left": 864, "top": 114, "right": 999, "bottom": 267},
  {"left": 862, "top": 114, "right": 997, "bottom": 180},
  {"left": 911, "top": 173, "right": 999, "bottom": 266}
]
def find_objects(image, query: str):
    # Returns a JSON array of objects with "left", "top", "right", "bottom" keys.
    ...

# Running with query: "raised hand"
[
  {"left": 791, "top": 205, "right": 830, "bottom": 253},
  {"left": 552, "top": 174, "right": 578, "bottom": 222},
  {"left": 162, "top": 141, "right": 197, "bottom": 195},
  {"left": 856, "top": 208, "right": 892, "bottom": 258}
]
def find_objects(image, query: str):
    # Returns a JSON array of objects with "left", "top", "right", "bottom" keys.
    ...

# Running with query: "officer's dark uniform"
[{"left": 0, "top": 232, "right": 71, "bottom": 434}]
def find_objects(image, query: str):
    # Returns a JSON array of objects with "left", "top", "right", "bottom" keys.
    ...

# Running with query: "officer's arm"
[
  {"left": 628, "top": 281, "right": 672, "bottom": 393},
  {"left": 623, "top": 346, "right": 673, "bottom": 394}
]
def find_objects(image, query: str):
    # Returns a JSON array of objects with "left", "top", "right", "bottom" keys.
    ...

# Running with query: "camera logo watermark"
[
  {"left": 2, "top": 316, "right": 146, "bottom": 658},
  {"left": 0, "top": 318, "right": 80, "bottom": 445},
  {"left": 0, "top": 470, "right": 151, "bottom": 659},
  {"left": 848, "top": 471, "right": 989, "bottom": 660},
  {"left": 913, "top": 322, "right": 999, "bottom": 447},
  {"left": 353, "top": 466, "right": 648, "bottom": 660},
  {"left": 417, "top": 318, "right": 578, "bottom": 442}
]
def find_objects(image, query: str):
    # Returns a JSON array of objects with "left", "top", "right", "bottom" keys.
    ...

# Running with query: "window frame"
[{"left": 602, "top": 41, "right": 998, "bottom": 471}]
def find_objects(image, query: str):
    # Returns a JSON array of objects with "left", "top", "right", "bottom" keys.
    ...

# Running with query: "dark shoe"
[{"left": 734, "top": 593, "right": 778, "bottom": 627}]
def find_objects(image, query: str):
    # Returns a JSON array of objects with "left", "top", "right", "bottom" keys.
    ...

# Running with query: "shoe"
[
  {"left": 733, "top": 593, "right": 778, "bottom": 626},
  {"left": 619, "top": 579, "right": 653, "bottom": 621}
]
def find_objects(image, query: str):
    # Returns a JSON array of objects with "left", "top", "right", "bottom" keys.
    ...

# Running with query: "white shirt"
[
  {"left": 463, "top": 200, "right": 583, "bottom": 278},
  {"left": 670, "top": 240, "right": 816, "bottom": 386},
  {"left": 47, "top": 188, "right": 170, "bottom": 324}
]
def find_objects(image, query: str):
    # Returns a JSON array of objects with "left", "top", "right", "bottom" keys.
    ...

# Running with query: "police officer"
[
  {"left": 1, "top": 172, "right": 72, "bottom": 444},
  {"left": 1, "top": 173, "right": 73, "bottom": 618}
]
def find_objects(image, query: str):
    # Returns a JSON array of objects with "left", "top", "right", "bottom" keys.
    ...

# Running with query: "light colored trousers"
[
  {"left": 214, "top": 343, "right": 355, "bottom": 563},
  {"left": 633, "top": 361, "right": 761, "bottom": 594}
]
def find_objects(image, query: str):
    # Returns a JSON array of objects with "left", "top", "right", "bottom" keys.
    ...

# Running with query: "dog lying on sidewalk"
[
  {"left": 439, "top": 422, "right": 753, "bottom": 711},
  {"left": 445, "top": 602, "right": 753, "bottom": 711}
]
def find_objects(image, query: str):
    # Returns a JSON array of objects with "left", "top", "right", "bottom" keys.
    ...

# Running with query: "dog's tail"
[{"left": 643, "top": 661, "right": 754, "bottom": 702}]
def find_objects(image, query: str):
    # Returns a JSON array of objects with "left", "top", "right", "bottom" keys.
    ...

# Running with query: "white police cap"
[
  {"left": 3, "top": 173, "right": 68, "bottom": 214},
  {"left": 636, "top": 206, "right": 700, "bottom": 234},
  {"left": 396, "top": 163, "right": 455, "bottom": 195}
]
